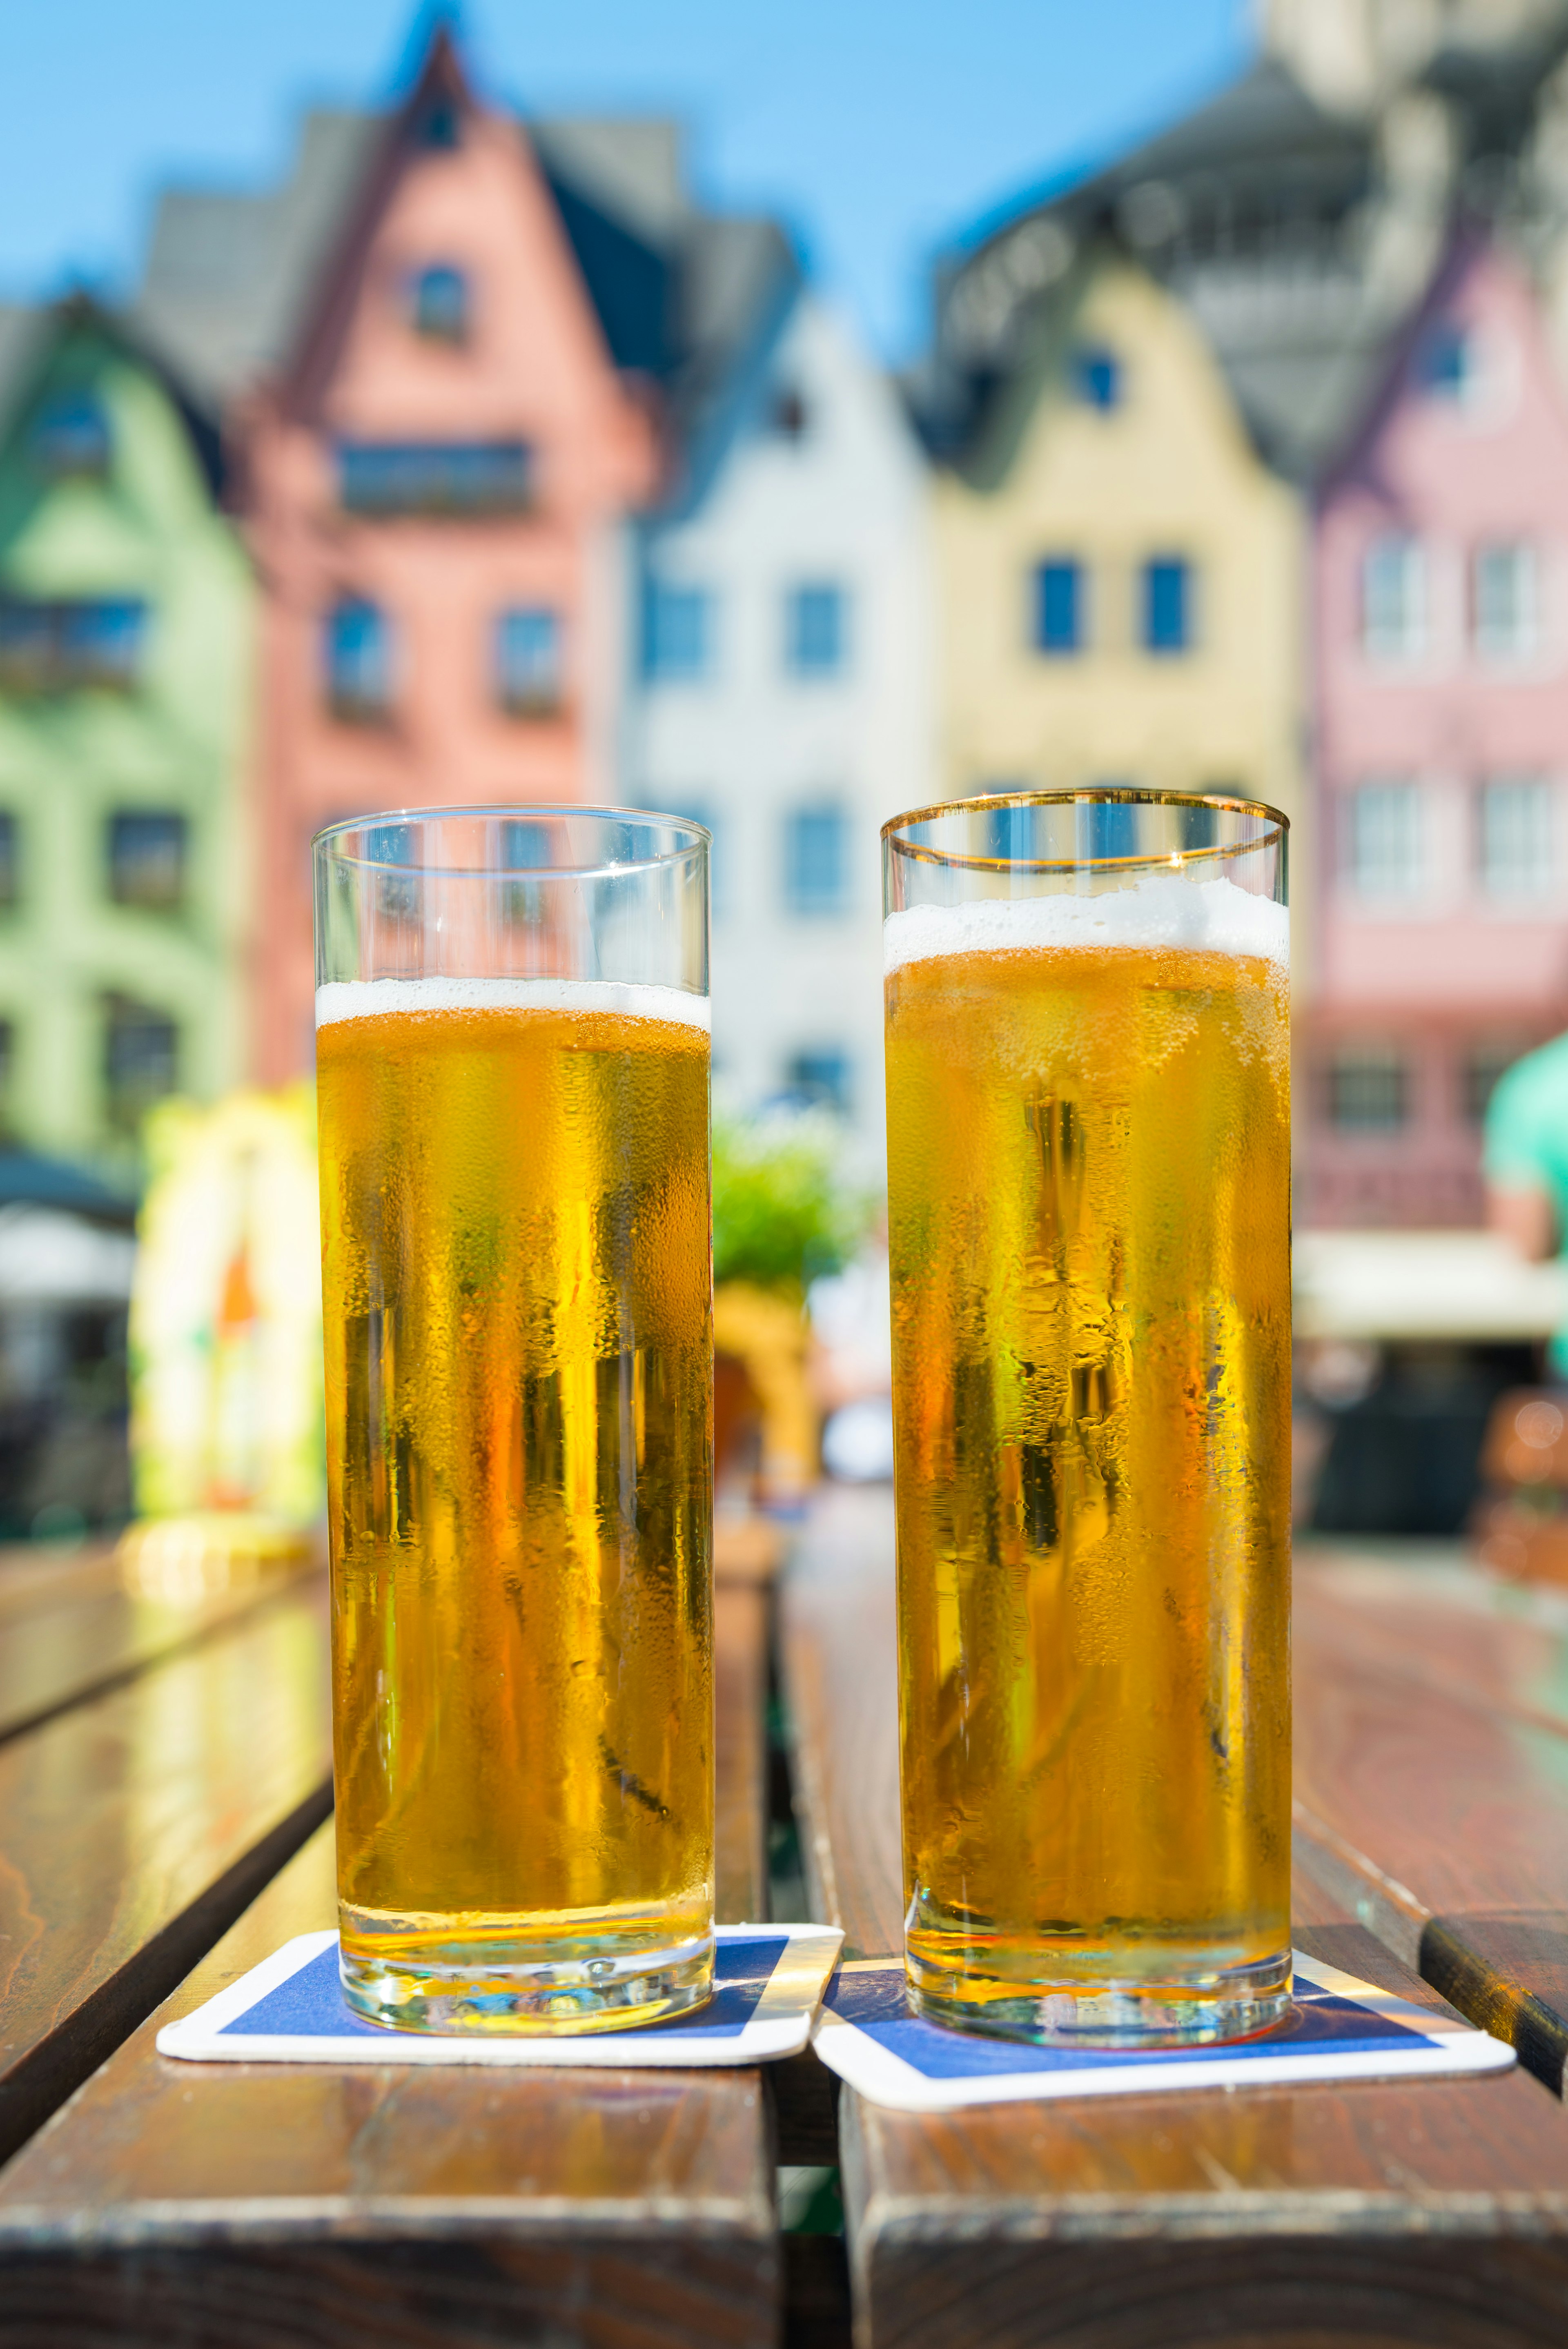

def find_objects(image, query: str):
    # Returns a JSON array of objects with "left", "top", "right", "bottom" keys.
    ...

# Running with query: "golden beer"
[
  {"left": 886, "top": 884, "right": 1291, "bottom": 2042},
  {"left": 318, "top": 983, "right": 713, "bottom": 2032}
]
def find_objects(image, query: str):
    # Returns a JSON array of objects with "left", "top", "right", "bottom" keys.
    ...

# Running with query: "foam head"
[
  {"left": 315, "top": 976, "right": 712, "bottom": 1033},
  {"left": 884, "top": 874, "right": 1288, "bottom": 975}
]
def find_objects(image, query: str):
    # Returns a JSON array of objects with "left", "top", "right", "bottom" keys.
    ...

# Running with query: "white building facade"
[{"left": 626, "top": 286, "right": 933, "bottom": 1155}]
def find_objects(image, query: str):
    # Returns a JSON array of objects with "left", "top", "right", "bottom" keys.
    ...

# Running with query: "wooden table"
[
  {"left": 0, "top": 1528, "right": 782, "bottom": 2347},
  {"left": 1292, "top": 1539, "right": 1568, "bottom": 2096},
  {"left": 782, "top": 1490, "right": 1568, "bottom": 2349},
  {"left": 12, "top": 1504, "right": 1568, "bottom": 2345}
]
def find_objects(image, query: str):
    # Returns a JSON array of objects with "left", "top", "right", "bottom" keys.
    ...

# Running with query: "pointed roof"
[
  {"left": 0, "top": 291, "right": 225, "bottom": 495},
  {"left": 129, "top": 19, "right": 796, "bottom": 468}
]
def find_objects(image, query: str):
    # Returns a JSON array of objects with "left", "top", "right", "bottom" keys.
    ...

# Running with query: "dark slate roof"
[
  {"left": 923, "top": 56, "right": 1389, "bottom": 483},
  {"left": 131, "top": 98, "right": 795, "bottom": 460},
  {"left": 925, "top": 33, "right": 1568, "bottom": 485}
]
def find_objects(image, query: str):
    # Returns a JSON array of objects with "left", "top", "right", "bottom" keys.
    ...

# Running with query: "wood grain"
[
  {"left": 0, "top": 1534, "right": 784, "bottom": 2347},
  {"left": 1291, "top": 1544, "right": 1568, "bottom": 2090},
  {"left": 0, "top": 1581, "right": 332, "bottom": 2164},
  {"left": 782, "top": 1490, "right": 1568, "bottom": 2349},
  {"left": 0, "top": 1556, "right": 323, "bottom": 1746}
]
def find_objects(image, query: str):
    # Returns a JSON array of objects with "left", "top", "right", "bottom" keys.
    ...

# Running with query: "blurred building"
[
  {"left": 1306, "top": 231, "right": 1568, "bottom": 1227},
  {"left": 925, "top": 249, "right": 1302, "bottom": 896},
  {"left": 628, "top": 277, "right": 932, "bottom": 1144},
  {"left": 0, "top": 299, "right": 252, "bottom": 1167}
]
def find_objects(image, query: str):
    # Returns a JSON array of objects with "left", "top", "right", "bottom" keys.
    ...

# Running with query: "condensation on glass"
[
  {"left": 882, "top": 790, "right": 1291, "bottom": 2048},
  {"left": 314, "top": 807, "right": 714, "bottom": 2034}
]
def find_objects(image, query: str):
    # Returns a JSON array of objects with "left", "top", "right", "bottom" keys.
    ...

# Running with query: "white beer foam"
[
  {"left": 316, "top": 976, "right": 711, "bottom": 1034},
  {"left": 884, "top": 875, "right": 1289, "bottom": 976}
]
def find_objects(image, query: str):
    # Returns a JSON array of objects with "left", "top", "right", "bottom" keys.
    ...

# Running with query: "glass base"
[
  {"left": 906, "top": 1942, "right": 1294, "bottom": 2048},
  {"left": 339, "top": 1907, "right": 716, "bottom": 2036}
]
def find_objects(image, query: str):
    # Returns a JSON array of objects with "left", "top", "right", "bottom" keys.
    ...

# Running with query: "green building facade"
[{"left": 0, "top": 301, "right": 252, "bottom": 1176}]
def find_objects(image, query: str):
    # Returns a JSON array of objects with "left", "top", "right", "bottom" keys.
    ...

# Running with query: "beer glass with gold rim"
[
  {"left": 314, "top": 807, "right": 713, "bottom": 2034},
  {"left": 882, "top": 791, "right": 1290, "bottom": 2046}
]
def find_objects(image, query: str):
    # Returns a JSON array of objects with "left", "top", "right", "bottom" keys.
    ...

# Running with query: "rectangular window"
[
  {"left": 1142, "top": 557, "right": 1194, "bottom": 654},
  {"left": 786, "top": 583, "right": 848, "bottom": 677},
  {"left": 326, "top": 599, "right": 391, "bottom": 719},
  {"left": 787, "top": 1049, "right": 852, "bottom": 1114},
  {"left": 337, "top": 440, "right": 531, "bottom": 516},
  {"left": 495, "top": 607, "right": 562, "bottom": 715},
  {"left": 1362, "top": 535, "right": 1425, "bottom": 659},
  {"left": 643, "top": 582, "right": 712, "bottom": 682},
  {"left": 1033, "top": 559, "right": 1084, "bottom": 655},
  {"left": 1070, "top": 347, "right": 1122, "bottom": 411},
  {"left": 786, "top": 804, "right": 850, "bottom": 916},
  {"left": 1463, "top": 1043, "right": 1520, "bottom": 1127},
  {"left": 1348, "top": 780, "right": 1422, "bottom": 898},
  {"left": 0, "top": 1018, "right": 14, "bottom": 1127},
  {"left": 0, "top": 597, "right": 145, "bottom": 692},
  {"left": 0, "top": 813, "right": 18, "bottom": 910},
  {"left": 104, "top": 996, "right": 178, "bottom": 1131},
  {"left": 1473, "top": 542, "right": 1539, "bottom": 660},
  {"left": 1479, "top": 777, "right": 1555, "bottom": 898},
  {"left": 1327, "top": 1049, "right": 1408, "bottom": 1134},
  {"left": 646, "top": 800, "right": 722, "bottom": 917},
  {"left": 108, "top": 811, "right": 187, "bottom": 911}
]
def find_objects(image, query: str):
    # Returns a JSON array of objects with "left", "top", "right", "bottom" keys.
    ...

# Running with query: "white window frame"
[
  {"left": 1346, "top": 779, "right": 1424, "bottom": 901},
  {"left": 1361, "top": 535, "right": 1427, "bottom": 662},
  {"left": 1478, "top": 775, "right": 1557, "bottom": 901},
  {"left": 1472, "top": 541, "right": 1539, "bottom": 664}
]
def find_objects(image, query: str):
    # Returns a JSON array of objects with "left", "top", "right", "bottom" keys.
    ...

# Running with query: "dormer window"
[
  {"left": 768, "top": 386, "right": 809, "bottom": 442},
  {"left": 412, "top": 264, "right": 469, "bottom": 344},
  {"left": 1070, "top": 346, "right": 1123, "bottom": 412},
  {"left": 1418, "top": 324, "right": 1475, "bottom": 404},
  {"left": 418, "top": 97, "right": 461, "bottom": 150},
  {"left": 31, "top": 392, "right": 110, "bottom": 479}
]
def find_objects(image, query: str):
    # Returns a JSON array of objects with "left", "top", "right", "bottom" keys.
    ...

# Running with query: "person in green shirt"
[{"left": 1484, "top": 1031, "right": 1568, "bottom": 1372}]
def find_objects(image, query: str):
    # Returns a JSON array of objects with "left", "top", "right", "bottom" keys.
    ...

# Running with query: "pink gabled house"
[
  {"left": 234, "top": 30, "right": 659, "bottom": 1082},
  {"left": 1305, "top": 229, "right": 1568, "bottom": 1229}
]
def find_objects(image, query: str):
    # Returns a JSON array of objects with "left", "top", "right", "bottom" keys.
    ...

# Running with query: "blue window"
[
  {"left": 338, "top": 441, "right": 530, "bottom": 516},
  {"left": 0, "top": 597, "right": 145, "bottom": 692},
  {"left": 1419, "top": 324, "right": 1473, "bottom": 402},
  {"left": 326, "top": 599, "right": 391, "bottom": 718},
  {"left": 31, "top": 391, "right": 110, "bottom": 478},
  {"left": 787, "top": 1049, "right": 852, "bottom": 1114},
  {"left": 0, "top": 813, "right": 16, "bottom": 909},
  {"left": 109, "top": 811, "right": 187, "bottom": 910},
  {"left": 419, "top": 96, "right": 461, "bottom": 150},
  {"left": 495, "top": 608, "right": 562, "bottom": 713},
  {"left": 650, "top": 800, "right": 723, "bottom": 916},
  {"left": 1033, "top": 559, "right": 1084, "bottom": 655},
  {"left": 1071, "top": 346, "right": 1122, "bottom": 411},
  {"left": 104, "top": 995, "right": 178, "bottom": 1131},
  {"left": 987, "top": 804, "right": 1042, "bottom": 862},
  {"left": 1142, "top": 557, "right": 1194, "bottom": 655},
  {"left": 1082, "top": 799, "right": 1139, "bottom": 861},
  {"left": 412, "top": 264, "right": 469, "bottom": 343},
  {"left": 643, "top": 582, "right": 712, "bottom": 681},
  {"left": 786, "top": 583, "right": 847, "bottom": 677},
  {"left": 786, "top": 804, "right": 851, "bottom": 915}
]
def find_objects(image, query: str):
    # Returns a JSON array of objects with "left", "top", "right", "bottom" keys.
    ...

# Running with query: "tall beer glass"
[
  {"left": 883, "top": 792, "right": 1290, "bottom": 2046},
  {"left": 314, "top": 808, "right": 713, "bottom": 2034}
]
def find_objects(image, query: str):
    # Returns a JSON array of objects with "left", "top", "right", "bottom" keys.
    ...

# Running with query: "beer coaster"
[
  {"left": 156, "top": 1924, "right": 843, "bottom": 2068},
  {"left": 811, "top": 1950, "right": 1515, "bottom": 2114}
]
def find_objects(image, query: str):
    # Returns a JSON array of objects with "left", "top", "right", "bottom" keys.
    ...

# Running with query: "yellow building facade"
[{"left": 933, "top": 249, "right": 1305, "bottom": 906}]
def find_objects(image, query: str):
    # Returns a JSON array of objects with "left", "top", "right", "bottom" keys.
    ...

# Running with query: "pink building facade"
[
  {"left": 240, "top": 36, "right": 658, "bottom": 1082},
  {"left": 1305, "top": 234, "right": 1568, "bottom": 1228}
]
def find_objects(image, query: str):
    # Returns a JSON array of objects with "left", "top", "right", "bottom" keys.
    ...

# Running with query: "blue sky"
[{"left": 0, "top": 0, "right": 1252, "bottom": 357}]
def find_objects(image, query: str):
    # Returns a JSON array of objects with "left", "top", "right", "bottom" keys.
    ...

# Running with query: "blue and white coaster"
[
  {"left": 811, "top": 1949, "right": 1515, "bottom": 2113},
  {"left": 157, "top": 1923, "right": 843, "bottom": 2068}
]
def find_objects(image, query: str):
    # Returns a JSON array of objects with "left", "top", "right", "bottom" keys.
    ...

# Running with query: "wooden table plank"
[
  {"left": 0, "top": 1580, "right": 332, "bottom": 2165},
  {"left": 782, "top": 1488, "right": 1568, "bottom": 2349},
  {"left": 0, "top": 1552, "right": 322, "bottom": 1747},
  {"left": 0, "top": 1530, "right": 784, "bottom": 2348},
  {"left": 1293, "top": 1543, "right": 1568, "bottom": 2094}
]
